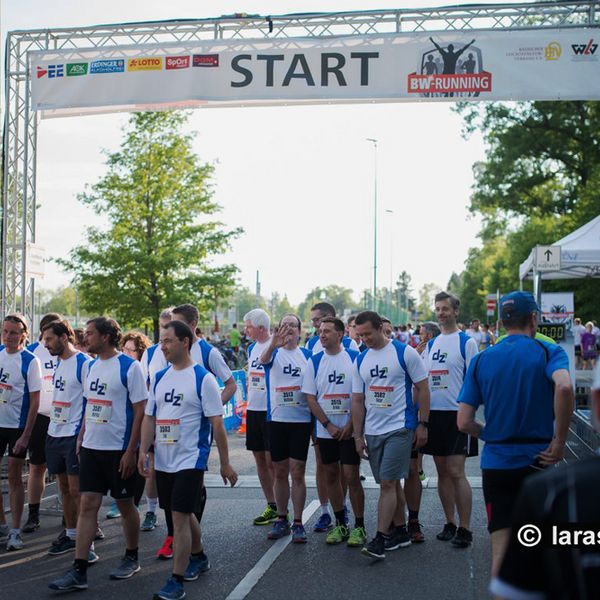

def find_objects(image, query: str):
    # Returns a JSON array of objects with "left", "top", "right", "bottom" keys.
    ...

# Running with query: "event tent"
[{"left": 519, "top": 214, "right": 600, "bottom": 281}]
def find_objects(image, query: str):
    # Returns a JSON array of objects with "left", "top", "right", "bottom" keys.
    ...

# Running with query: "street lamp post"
[
  {"left": 385, "top": 208, "right": 394, "bottom": 320},
  {"left": 367, "top": 138, "right": 378, "bottom": 311}
]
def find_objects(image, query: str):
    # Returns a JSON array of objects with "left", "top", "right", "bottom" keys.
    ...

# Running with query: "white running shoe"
[
  {"left": 6, "top": 532, "right": 24, "bottom": 551},
  {"left": 0, "top": 524, "right": 10, "bottom": 539}
]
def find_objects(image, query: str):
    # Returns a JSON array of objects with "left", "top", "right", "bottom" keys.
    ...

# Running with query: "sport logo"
[
  {"left": 128, "top": 57, "right": 163, "bottom": 71},
  {"left": 431, "top": 349, "right": 448, "bottom": 363},
  {"left": 89, "top": 379, "right": 107, "bottom": 395},
  {"left": 90, "top": 59, "right": 125, "bottom": 74},
  {"left": 328, "top": 370, "right": 345, "bottom": 385},
  {"left": 571, "top": 39, "right": 598, "bottom": 59},
  {"left": 283, "top": 364, "right": 301, "bottom": 377},
  {"left": 370, "top": 365, "right": 388, "bottom": 379},
  {"left": 0, "top": 368, "right": 9, "bottom": 383},
  {"left": 36, "top": 64, "right": 64, "bottom": 79},
  {"left": 55, "top": 376, "right": 66, "bottom": 392},
  {"left": 193, "top": 54, "right": 219, "bottom": 67},
  {"left": 166, "top": 56, "right": 190, "bottom": 70},
  {"left": 164, "top": 388, "right": 183, "bottom": 406},
  {"left": 408, "top": 37, "right": 491, "bottom": 98},
  {"left": 66, "top": 63, "right": 88, "bottom": 76}
]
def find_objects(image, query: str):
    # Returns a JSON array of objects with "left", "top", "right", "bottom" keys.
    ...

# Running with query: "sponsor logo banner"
[
  {"left": 193, "top": 54, "right": 219, "bottom": 67},
  {"left": 90, "top": 59, "right": 124, "bottom": 74},
  {"left": 66, "top": 63, "right": 88, "bottom": 76},
  {"left": 166, "top": 56, "right": 190, "bottom": 70},
  {"left": 128, "top": 57, "right": 163, "bottom": 71}
]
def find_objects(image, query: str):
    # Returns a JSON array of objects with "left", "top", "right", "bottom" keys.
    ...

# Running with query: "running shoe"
[
  {"left": 0, "top": 523, "right": 9, "bottom": 539},
  {"left": 88, "top": 549, "right": 100, "bottom": 564},
  {"left": 451, "top": 527, "right": 473, "bottom": 548},
  {"left": 408, "top": 520, "right": 425, "bottom": 543},
  {"left": 23, "top": 515, "right": 40, "bottom": 533},
  {"left": 313, "top": 513, "right": 333, "bottom": 532},
  {"left": 48, "top": 532, "right": 76, "bottom": 555},
  {"left": 418, "top": 469, "right": 425, "bottom": 482},
  {"left": 436, "top": 522, "right": 457, "bottom": 541},
  {"left": 291, "top": 523, "right": 308, "bottom": 544},
  {"left": 361, "top": 535, "right": 385, "bottom": 560},
  {"left": 384, "top": 528, "right": 411, "bottom": 551},
  {"left": 253, "top": 505, "right": 278, "bottom": 526},
  {"left": 95, "top": 525, "right": 105, "bottom": 540},
  {"left": 326, "top": 524, "right": 349, "bottom": 545},
  {"left": 141, "top": 511, "right": 158, "bottom": 531},
  {"left": 6, "top": 532, "right": 24, "bottom": 551},
  {"left": 267, "top": 519, "right": 291, "bottom": 540},
  {"left": 184, "top": 554, "right": 210, "bottom": 581},
  {"left": 156, "top": 535, "right": 174, "bottom": 560},
  {"left": 109, "top": 555, "right": 140, "bottom": 579},
  {"left": 106, "top": 502, "right": 121, "bottom": 519},
  {"left": 48, "top": 568, "right": 88, "bottom": 591},
  {"left": 153, "top": 576, "right": 185, "bottom": 600},
  {"left": 347, "top": 526, "right": 367, "bottom": 548}
]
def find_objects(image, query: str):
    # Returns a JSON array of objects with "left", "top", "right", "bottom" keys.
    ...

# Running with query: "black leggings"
[{"left": 164, "top": 486, "right": 207, "bottom": 536}]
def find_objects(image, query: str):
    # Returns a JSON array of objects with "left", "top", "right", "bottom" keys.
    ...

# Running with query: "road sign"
[
  {"left": 486, "top": 295, "right": 496, "bottom": 317},
  {"left": 535, "top": 245, "right": 561, "bottom": 272}
]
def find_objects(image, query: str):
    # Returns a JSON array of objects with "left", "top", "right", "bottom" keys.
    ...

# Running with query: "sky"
[{"left": 2, "top": 0, "right": 492, "bottom": 306}]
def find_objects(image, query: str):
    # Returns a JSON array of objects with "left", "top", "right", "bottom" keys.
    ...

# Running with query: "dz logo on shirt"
[
  {"left": 283, "top": 364, "right": 301, "bottom": 377},
  {"left": 250, "top": 358, "right": 263, "bottom": 369},
  {"left": 164, "top": 389, "right": 183, "bottom": 406},
  {"left": 89, "top": 379, "right": 107, "bottom": 395},
  {"left": 328, "top": 370, "right": 345, "bottom": 385},
  {"left": 54, "top": 376, "right": 66, "bottom": 392},
  {"left": 431, "top": 350, "right": 448, "bottom": 363},
  {"left": 0, "top": 368, "right": 10, "bottom": 384},
  {"left": 45, "top": 360, "right": 56, "bottom": 370},
  {"left": 370, "top": 365, "right": 388, "bottom": 379}
]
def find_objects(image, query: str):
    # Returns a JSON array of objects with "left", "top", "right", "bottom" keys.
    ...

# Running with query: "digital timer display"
[{"left": 537, "top": 324, "right": 566, "bottom": 341}]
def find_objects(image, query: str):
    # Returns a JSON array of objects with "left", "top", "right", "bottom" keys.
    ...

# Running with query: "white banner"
[
  {"left": 540, "top": 292, "right": 574, "bottom": 328},
  {"left": 30, "top": 28, "right": 600, "bottom": 116}
]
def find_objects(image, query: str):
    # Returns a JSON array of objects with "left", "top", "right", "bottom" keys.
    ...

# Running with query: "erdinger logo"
[
  {"left": 328, "top": 370, "right": 345, "bottom": 385},
  {"left": 370, "top": 365, "right": 388, "bottom": 379},
  {"left": 283, "top": 364, "right": 301, "bottom": 377},
  {"left": 432, "top": 349, "right": 448, "bottom": 363},
  {"left": 55, "top": 376, "right": 66, "bottom": 392},
  {"left": 408, "top": 38, "right": 492, "bottom": 98},
  {"left": 89, "top": 379, "right": 107, "bottom": 395},
  {"left": 0, "top": 368, "right": 9, "bottom": 383},
  {"left": 164, "top": 389, "right": 183, "bottom": 406}
]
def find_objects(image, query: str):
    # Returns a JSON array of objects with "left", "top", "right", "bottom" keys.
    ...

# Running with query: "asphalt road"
[{"left": 1, "top": 432, "right": 491, "bottom": 600}]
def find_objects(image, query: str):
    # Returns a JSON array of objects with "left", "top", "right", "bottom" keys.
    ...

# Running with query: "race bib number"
[
  {"left": 430, "top": 369, "right": 450, "bottom": 390},
  {"left": 322, "top": 393, "right": 351, "bottom": 415},
  {"left": 367, "top": 385, "right": 394, "bottom": 409},
  {"left": 275, "top": 386, "right": 302, "bottom": 407},
  {"left": 156, "top": 419, "right": 180, "bottom": 444},
  {"left": 86, "top": 398, "right": 112, "bottom": 423},
  {"left": 0, "top": 383, "right": 12, "bottom": 404},
  {"left": 51, "top": 401, "right": 71, "bottom": 424},
  {"left": 43, "top": 375, "right": 54, "bottom": 395},
  {"left": 249, "top": 371, "right": 266, "bottom": 392}
]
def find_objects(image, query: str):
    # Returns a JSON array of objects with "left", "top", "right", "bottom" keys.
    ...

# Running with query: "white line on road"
[{"left": 225, "top": 499, "right": 320, "bottom": 600}]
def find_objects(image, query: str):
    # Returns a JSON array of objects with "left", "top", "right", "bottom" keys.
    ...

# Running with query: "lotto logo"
[
  {"left": 166, "top": 56, "right": 190, "bottom": 70},
  {"left": 164, "top": 388, "right": 183, "bottom": 406},
  {"left": 370, "top": 365, "right": 388, "bottom": 379},
  {"left": 283, "top": 364, "right": 301, "bottom": 377},
  {"left": 89, "top": 379, "right": 107, "bottom": 395}
]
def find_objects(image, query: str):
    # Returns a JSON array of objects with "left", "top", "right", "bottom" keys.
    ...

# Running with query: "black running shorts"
[
  {"left": 79, "top": 447, "right": 138, "bottom": 499},
  {"left": 317, "top": 437, "right": 361, "bottom": 466},
  {"left": 246, "top": 410, "right": 270, "bottom": 453},
  {"left": 28, "top": 413, "right": 50, "bottom": 465},
  {"left": 268, "top": 421, "right": 312, "bottom": 462},
  {"left": 156, "top": 469, "right": 204, "bottom": 514},
  {"left": 46, "top": 434, "right": 79, "bottom": 476},
  {"left": 419, "top": 410, "right": 478, "bottom": 457},
  {"left": 0, "top": 427, "right": 25, "bottom": 459}
]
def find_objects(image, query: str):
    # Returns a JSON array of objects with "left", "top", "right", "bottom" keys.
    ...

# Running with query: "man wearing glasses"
[{"left": 0, "top": 314, "right": 42, "bottom": 551}]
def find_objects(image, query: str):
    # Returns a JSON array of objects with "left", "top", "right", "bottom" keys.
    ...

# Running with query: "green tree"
[
  {"left": 224, "top": 286, "right": 267, "bottom": 324},
  {"left": 40, "top": 286, "right": 77, "bottom": 316},
  {"left": 297, "top": 285, "right": 359, "bottom": 321},
  {"left": 58, "top": 112, "right": 241, "bottom": 340},
  {"left": 416, "top": 283, "right": 439, "bottom": 322},
  {"left": 268, "top": 292, "right": 297, "bottom": 323}
]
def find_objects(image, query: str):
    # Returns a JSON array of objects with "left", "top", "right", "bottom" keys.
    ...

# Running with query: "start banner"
[{"left": 30, "top": 28, "right": 600, "bottom": 116}]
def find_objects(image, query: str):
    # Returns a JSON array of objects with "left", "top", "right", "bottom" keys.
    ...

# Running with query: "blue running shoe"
[
  {"left": 184, "top": 554, "right": 210, "bottom": 581},
  {"left": 48, "top": 568, "right": 88, "bottom": 591},
  {"left": 106, "top": 502, "right": 121, "bottom": 519},
  {"left": 153, "top": 576, "right": 185, "bottom": 600},
  {"left": 313, "top": 513, "right": 333, "bottom": 532},
  {"left": 267, "top": 519, "right": 291, "bottom": 540},
  {"left": 292, "top": 523, "right": 307, "bottom": 544}
]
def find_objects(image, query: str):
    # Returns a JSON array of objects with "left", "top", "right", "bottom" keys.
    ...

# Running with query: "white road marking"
[{"left": 225, "top": 499, "right": 320, "bottom": 600}]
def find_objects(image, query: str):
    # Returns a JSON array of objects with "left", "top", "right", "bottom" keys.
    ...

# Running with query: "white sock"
[
  {"left": 10, "top": 528, "right": 20, "bottom": 536},
  {"left": 90, "top": 541, "right": 95, "bottom": 551},
  {"left": 147, "top": 497, "right": 159, "bottom": 513},
  {"left": 321, "top": 503, "right": 330, "bottom": 516},
  {"left": 66, "top": 528, "right": 77, "bottom": 540}
]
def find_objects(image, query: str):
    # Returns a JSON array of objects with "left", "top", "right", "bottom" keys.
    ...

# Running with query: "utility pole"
[{"left": 367, "top": 138, "right": 378, "bottom": 311}]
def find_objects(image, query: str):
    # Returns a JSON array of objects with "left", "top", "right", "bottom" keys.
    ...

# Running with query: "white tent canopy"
[{"left": 519, "top": 214, "right": 600, "bottom": 281}]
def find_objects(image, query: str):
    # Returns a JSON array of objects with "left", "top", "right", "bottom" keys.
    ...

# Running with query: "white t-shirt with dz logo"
[
  {"left": 263, "top": 346, "right": 311, "bottom": 423},
  {"left": 352, "top": 340, "right": 427, "bottom": 436},
  {"left": 27, "top": 341, "right": 58, "bottom": 416},
  {"left": 246, "top": 338, "right": 271, "bottom": 411},
  {"left": 302, "top": 348, "right": 358, "bottom": 439}
]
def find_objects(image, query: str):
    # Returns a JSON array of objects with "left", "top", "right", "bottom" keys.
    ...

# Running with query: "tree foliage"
[{"left": 58, "top": 112, "right": 242, "bottom": 340}]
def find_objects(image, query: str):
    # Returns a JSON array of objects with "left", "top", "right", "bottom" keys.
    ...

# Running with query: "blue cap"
[{"left": 499, "top": 291, "right": 539, "bottom": 320}]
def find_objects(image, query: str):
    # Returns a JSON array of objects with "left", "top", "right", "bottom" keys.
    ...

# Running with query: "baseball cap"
[{"left": 499, "top": 291, "right": 539, "bottom": 320}]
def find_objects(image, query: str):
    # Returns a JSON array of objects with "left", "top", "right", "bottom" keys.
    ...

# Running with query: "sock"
[
  {"left": 376, "top": 530, "right": 389, "bottom": 539},
  {"left": 293, "top": 518, "right": 302, "bottom": 524},
  {"left": 321, "top": 503, "right": 330, "bottom": 516},
  {"left": 66, "top": 528, "right": 77, "bottom": 540},
  {"left": 408, "top": 510, "right": 419, "bottom": 522},
  {"left": 147, "top": 497, "right": 159, "bottom": 513},
  {"left": 73, "top": 558, "right": 88, "bottom": 575},
  {"left": 9, "top": 528, "right": 20, "bottom": 536},
  {"left": 268, "top": 502, "right": 277, "bottom": 511},
  {"left": 90, "top": 541, "right": 95, "bottom": 551},
  {"left": 354, "top": 517, "right": 365, "bottom": 529},
  {"left": 172, "top": 573, "right": 184, "bottom": 584},
  {"left": 334, "top": 510, "right": 345, "bottom": 526},
  {"left": 125, "top": 547, "right": 138, "bottom": 561},
  {"left": 29, "top": 503, "right": 40, "bottom": 518},
  {"left": 191, "top": 551, "right": 207, "bottom": 560},
  {"left": 277, "top": 514, "right": 287, "bottom": 521}
]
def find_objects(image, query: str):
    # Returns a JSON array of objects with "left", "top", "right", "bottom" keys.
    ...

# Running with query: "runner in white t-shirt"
[
  {"left": 49, "top": 317, "right": 147, "bottom": 592},
  {"left": 303, "top": 317, "right": 366, "bottom": 549},
  {"left": 420, "top": 291, "right": 479, "bottom": 549},
  {"left": 139, "top": 320, "right": 237, "bottom": 600},
  {"left": 352, "top": 311, "right": 430, "bottom": 560},
  {"left": 0, "top": 314, "right": 41, "bottom": 551},
  {"left": 243, "top": 308, "right": 277, "bottom": 526},
  {"left": 466, "top": 319, "right": 483, "bottom": 348},
  {"left": 261, "top": 314, "right": 312, "bottom": 544}
]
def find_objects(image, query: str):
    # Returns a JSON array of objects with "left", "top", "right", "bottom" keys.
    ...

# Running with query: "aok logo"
[
  {"left": 283, "top": 364, "right": 301, "bottom": 377},
  {"left": 89, "top": 379, "right": 107, "bottom": 395},
  {"left": 370, "top": 365, "right": 388, "bottom": 379},
  {"left": 431, "top": 349, "right": 448, "bottom": 363},
  {"left": 0, "top": 368, "right": 9, "bottom": 384},
  {"left": 571, "top": 39, "right": 598, "bottom": 55},
  {"left": 55, "top": 376, "right": 66, "bottom": 392},
  {"left": 328, "top": 370, "right": 345, "bottom": 385},
  {"left": 164, "top": 388, "right": 183, "bottom": 406}
]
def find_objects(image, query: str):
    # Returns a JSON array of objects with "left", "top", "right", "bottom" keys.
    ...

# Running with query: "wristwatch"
[{"left": 418, "top": 420, "right": 429, "bottom": 428}]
